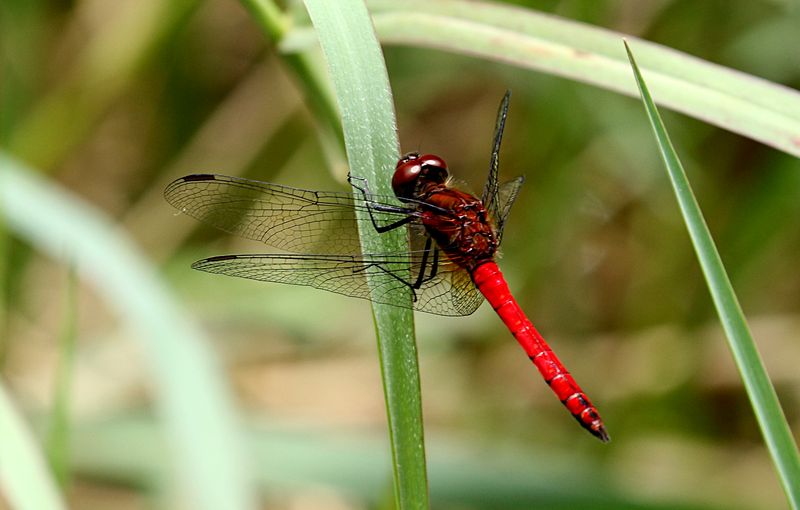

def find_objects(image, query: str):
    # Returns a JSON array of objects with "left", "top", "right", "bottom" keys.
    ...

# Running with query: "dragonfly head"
[{"left": 392, "top": 152, "right": 449, "bottom": 200}]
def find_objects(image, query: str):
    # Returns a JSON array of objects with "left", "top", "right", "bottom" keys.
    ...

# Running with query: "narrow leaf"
[
  {"left": 282, "top": 0, "right": 800, "bottom": 158},
  {"left": 301, "top": 1, "right": 429, "bottom": 508},
  {"left": 0, "top": 154, "right": 258, "bottom": 510},
  {"left": 0, "top": 384, "right": 66, "bottom": 510},
  {"left": 45, "top": 266, "right": 78, "bottom": 488},
  {"left": 625, "top": 40, "right": 800, "bottom": 509}
]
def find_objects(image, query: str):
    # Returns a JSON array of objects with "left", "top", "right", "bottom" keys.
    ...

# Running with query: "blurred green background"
[{"left": 2, "top": 0, "right": 799, "bottom": 509}]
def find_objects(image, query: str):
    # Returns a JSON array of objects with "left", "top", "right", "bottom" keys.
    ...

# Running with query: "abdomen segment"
[{"left": 471, "top": 261, "right": 609, "bottom": 442}]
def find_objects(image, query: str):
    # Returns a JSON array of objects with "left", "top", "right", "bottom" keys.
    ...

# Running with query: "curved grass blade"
[
  {"left": 625, "top": 40, "right": 800, "bottom": 509},
  {"left": 300, "top": 1, "right": 428, "bottom": 508},
  {"left": 0, "top": 154, "right": 258, "bottom": 510},
  {"left": 282, "top": 0, "right": 800, "bottom": 158},
  {"left": 0, "top": 384, "right": 67, "bottom": 510}
]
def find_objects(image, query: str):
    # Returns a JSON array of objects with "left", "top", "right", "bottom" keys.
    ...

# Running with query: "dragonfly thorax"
[{"left": 392, "top": 152, "right": 449, "bottom": 201}]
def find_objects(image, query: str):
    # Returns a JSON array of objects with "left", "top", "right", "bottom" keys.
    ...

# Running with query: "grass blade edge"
[{"left": 624, "top": 39, "right": 800, "bottom": 509}]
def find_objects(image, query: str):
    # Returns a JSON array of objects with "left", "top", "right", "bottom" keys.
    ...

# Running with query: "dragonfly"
[{"left": 165, "top": 92, "right": 609, "bottom": 442}]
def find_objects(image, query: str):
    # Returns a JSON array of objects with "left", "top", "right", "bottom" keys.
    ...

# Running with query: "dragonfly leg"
[
  {"left": 347, "top": 174, "right": 419, "bottom": 233},
  {"left": 352, "top": 262, "right": 420, "bottom": 302},
  {"left": 410, "top": 236, "right": 439, "bottom": 289},
  {"left": 349, "top": 238, "right": 439, "bottom": 303}
]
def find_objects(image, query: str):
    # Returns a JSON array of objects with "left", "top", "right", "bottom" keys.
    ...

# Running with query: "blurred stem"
[
  {"left": 238, "top": 0, "right": 345, "bottom": 172},
  {"left": 0, "top": 153, "right": 258, "bottom": 510},
  {"left": 45, "top": 266, "right": 78, "bottom": 488},
  {"left": 0, "top": 0, "right": 44, "bottom": 144},
  {"left": 0, "top": 383, "right": 67, "bottom": 510},
  {"left": 0, "top": 0, "right": 45, "bottom": 367},
  {"left": 237, "top": 0, "right": 288, "bottom": 39},
  {"left": 0, "top": 217, "right": 6, "bottom": 368},
  {"left": 6, "top": 0, "right": 201, "bottom": 170}
]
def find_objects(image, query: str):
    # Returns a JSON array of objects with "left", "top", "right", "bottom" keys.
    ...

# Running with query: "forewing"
[
  {"left": 481, "top": 91, "right": 511, "bottom": 221},
  {"left": 164, "top": 174, "right": 411, "bottom": 255},
  {"left": 192, "top": 252, "right": 483, "bottom": 317},
  {"left": 478, "top": 92, "right": 525, "bottom": 245}
]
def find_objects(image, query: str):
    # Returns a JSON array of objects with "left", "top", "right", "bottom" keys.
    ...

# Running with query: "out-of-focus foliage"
[{"left": 1, "top": 0, "right": 798, "bottom": 509}]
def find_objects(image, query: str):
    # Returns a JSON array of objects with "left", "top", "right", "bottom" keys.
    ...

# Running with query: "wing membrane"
[
  {"left": 165, "top": 174, "right": 411, "bottom": 255},
  {"left": 479, "top": 92, "right": 524, "bottom": 243},
  {"left": 481, "top": 91, "right": 511, "bottom": 216},
  {"left": 193, "top": 252, "right": 483, "bottom": 317}
]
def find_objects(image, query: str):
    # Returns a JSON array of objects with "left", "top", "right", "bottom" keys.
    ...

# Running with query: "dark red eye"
[
  {"left": 392, "top": 152, "right": 448, "bottom": 199},
  {"left": 392, "top": 153, "right": 422, "bottom": 199},
  {"left": 417, "top": 154, "right": 447, "bottom": 174}
]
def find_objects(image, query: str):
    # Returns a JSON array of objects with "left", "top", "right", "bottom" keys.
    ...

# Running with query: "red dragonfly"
[{"left": 165, "top": 92, "right": 608, "bottom": 442}]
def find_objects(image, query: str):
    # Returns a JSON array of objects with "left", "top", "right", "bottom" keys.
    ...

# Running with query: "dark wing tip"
[
  {"left": 196, "top": 254, "right": 239, "bottom": 263},
  {"left": 164, "top": 174, "right": 220, "bottom": 204},
  {"left": 191, "top": 254, "right": 240, "bottom": 270},
  {"left": 180, "top": 173, "right": 218, "bottom": 182},
  {"left": 165, "top": 174, "right": 219, "bottom": 192}
]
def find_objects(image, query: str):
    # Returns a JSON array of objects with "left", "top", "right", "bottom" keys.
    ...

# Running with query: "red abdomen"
[
  {"left": 416, "top": 185, "right": 608, "bottom": 441},
  {"left": 472, "top": 261, "right": 609, "bottom": 442}
]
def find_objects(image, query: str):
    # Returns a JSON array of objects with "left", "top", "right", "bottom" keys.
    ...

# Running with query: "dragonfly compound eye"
[
  {"left": 417, "top": 154, "right": 449, "bottom": 184},
  {"left": 393, "top": 153, "right": 423, "bottom": 199},
  {"left": 392, "top": 153, "right": 449, "bottom": 199}
]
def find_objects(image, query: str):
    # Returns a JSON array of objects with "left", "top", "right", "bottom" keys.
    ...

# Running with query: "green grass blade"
[
  {"left": 45, "top": 266, "right": 78, "bottom": 488},
  {"left": 0, "top": 212, "right": 7, "bottom": 367},
  {"left": 282, "top": 0, "right": 800, "bottom": 158},
  {"left": 0, "top": 154, "right": 258, "bottom": 510},
  {"left": 625, "top": 40, "right": 800, "bottom": 510},
  {"left": 301, "top": 1, "right": 428, "bottom": 508},
  {"left": 0, "top": 384, "right": 67, "bottom": 510}
]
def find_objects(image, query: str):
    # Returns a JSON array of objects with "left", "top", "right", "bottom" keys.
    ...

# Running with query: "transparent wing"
[
  {"left": 164, "top": 173, "right": 412, "bottom": 255},
  {"left": 166, "top": 173, "right": 484, "bottom": 315},
  {"left": 480, "top": 91, "right": 523, "bottom": 244},
  {"left": 193, "top": 252, "right": 483, "bottom": 317},
  {"left": 494, "top": 176, "right": 524, "bottom": 243},
  {"left": 481, "top": 90, "right": 511, "bottom": 220}
]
